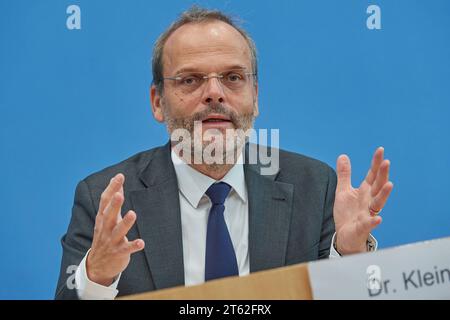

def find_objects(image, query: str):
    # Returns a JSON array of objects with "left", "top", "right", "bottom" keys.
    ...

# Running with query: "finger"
[
  {"left": 116, "top": 185, "right": 125, "bottom": 225},
  {"left": 94, "top": 211, "right": 104, "bottom": 238},
  {"left": 336, "top": 154, "right": 352, "bottom": 192},
  {"left": 111, "top": 210, "right": 137, "bottom": 244},
  {"left": 371, "top": 159, "right": 390, "bottom": 197},
  {"left": 360, "top": 215, "right": 383, "bottom": 233},
  {"left": 92, "top": 212, "right": 104, "bottom": 248},
  {"left": 98, "top": 173, "right": 125, "bottom": 216},
  {"left": 364, "top": 147, "right": 384, "bottom": 185},
  {"left": 121, "top": 239, "right": 145, "bottom": 255},
  {"left": 370, "top": 181, "right": 394, "bottom": 213},
  {"left": 103, "top": 192, "right": 124, "bottom": 231}
]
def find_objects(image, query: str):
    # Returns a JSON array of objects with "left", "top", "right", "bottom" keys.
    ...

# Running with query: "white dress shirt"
[{"left": 74, "top": 150, "right": 376, "bottom": 299}]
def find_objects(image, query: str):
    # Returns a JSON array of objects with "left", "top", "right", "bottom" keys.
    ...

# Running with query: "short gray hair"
[{"left": 152, "top": 5, "right": 258, "bottom": 94}]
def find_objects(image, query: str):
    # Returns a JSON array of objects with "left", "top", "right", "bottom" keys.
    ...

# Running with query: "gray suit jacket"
[{"left": 55, "top": 142, "right": 337, "bottom": 299}]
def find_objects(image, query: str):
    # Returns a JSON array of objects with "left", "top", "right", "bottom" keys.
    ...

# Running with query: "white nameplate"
[{"left": 308, "top": 237, "right": 450, "bottom": 299}]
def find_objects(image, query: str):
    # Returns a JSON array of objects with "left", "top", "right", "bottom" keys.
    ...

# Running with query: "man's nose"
[{"left": 202, "top": 77, "right": 225, "bottom": 105}]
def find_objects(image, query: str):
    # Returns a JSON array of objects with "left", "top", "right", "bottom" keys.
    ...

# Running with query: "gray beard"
[{"left": 163, "top": 102, "right": 256, "bottom": 170}]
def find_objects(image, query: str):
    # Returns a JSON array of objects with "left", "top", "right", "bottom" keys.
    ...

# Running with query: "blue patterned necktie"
[{"left": 204, "top": 182, "right": 239, "bottom": 281}]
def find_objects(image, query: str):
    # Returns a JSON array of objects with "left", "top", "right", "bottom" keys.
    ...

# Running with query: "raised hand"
[
  {"left": 86, "top": 174, "right": 145, "bottom": 286},
  {"left": 334, "top": 147, "right": 394, "bottom": 255}
]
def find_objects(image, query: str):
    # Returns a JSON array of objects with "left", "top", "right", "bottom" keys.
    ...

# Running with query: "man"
[{"left": 55, "top": 6, "right": 393, "bottom": 300}]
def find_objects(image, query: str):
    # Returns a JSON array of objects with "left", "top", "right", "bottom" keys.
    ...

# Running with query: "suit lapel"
[
  {"left": 130, "top": 142, "right": 185, "bottom": 289},
  {"left": 245, "top": 144, "right": 294, "bottom": 272}
]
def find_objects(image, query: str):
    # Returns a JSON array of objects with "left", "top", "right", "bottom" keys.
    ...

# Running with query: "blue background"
[{"left": 1, "top": 0, "right": 449, "bottom": 299}]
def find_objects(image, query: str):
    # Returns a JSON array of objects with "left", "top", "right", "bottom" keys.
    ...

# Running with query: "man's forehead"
[{"left": 163, "top": 20, "right": 252, "bottom": 73}]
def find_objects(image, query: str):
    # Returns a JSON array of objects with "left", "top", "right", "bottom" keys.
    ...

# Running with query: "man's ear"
[
  {"left": 253, "top": 82, "right": 259, "bottom": 117},
  {"left": 150, "top": 84, "right": 165, "bottom": 123}
]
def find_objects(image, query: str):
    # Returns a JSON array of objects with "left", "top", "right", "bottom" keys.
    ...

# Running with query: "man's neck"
[{"left": 188, "top": 163, "right": 234, "bottom": 180}]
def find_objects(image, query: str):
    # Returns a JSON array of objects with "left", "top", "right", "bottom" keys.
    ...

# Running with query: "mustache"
[{"left": 190, "top": 103, "right": 239, "bottom": 126}]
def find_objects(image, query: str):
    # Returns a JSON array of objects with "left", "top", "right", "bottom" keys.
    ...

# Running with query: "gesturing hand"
[
  {"left": 334, "top": 147, "right": 394, "bottom": 255},
  {"left": 86, "top": 173, "right": 145, "bottom": 286}
]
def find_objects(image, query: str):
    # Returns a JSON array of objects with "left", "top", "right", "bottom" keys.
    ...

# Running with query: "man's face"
[{"left": 151, "top": 20, "right": 259, "bottom": 158}]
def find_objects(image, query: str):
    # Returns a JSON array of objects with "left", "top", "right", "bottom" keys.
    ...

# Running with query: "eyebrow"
[{"left": 173, "top": 64, "right": 249, "bottom": 75}]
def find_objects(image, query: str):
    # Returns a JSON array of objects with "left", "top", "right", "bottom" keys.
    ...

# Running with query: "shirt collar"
[{"left": 171, "top": 149, "right": 247, "bottom": 208}]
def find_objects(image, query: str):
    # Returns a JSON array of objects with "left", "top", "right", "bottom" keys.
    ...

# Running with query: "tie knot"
[{"left": 205, "top": 182, "right": 231, "bottom": 205}]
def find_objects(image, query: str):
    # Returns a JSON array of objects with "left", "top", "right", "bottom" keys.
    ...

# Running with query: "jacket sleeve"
[
  {"left": 318, "top": 166, "right": 337, "bottom": 259},
  {"left": 55, "top": 180, "right": 96, "bottom": 300}
]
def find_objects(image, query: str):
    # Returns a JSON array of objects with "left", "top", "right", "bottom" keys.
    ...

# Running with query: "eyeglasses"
[{"left": 163, "top": 69, "right": 256, "bottom": 95}]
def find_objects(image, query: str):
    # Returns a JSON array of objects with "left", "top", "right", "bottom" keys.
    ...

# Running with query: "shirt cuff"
[
  {"left": 329, "top": 233, "right": 378, "bottom": 258},
  {"left": 75, "top": 249, "right": 121, "bottom": 300}
]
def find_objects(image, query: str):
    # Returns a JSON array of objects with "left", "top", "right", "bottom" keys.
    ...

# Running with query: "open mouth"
[
  {"left": 202, "top": 114, "right": 232, "bottom": 124},
  {"left": 202, "top": 118, "right": 231, "bottom": 122}
]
